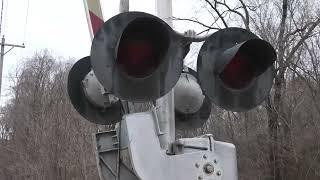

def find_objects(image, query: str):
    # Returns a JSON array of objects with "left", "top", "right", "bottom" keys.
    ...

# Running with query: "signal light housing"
[
  {"left": 67, "top": 56, "right": 123, "bottom": 125},
  {"left": 197, "top": 28, "right": 276, "bottom": 112},
  {"left": 90, "top": 12, "right": 188, "bottom": 102},
  {"left": 174, "top": 68, "right": 211, "bottom": 129},
  {"left": 67, "top": 15, "right": 277, "bottom": 126}
]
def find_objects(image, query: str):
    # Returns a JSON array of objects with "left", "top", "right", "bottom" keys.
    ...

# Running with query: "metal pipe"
[
  {"left": 119, "top": 0, "right": 129, "bottom": 13},
  {"left": 174, "top": 31, "right": 210, "bottom": 42},
  {"left": 155, "top": 0, "right": 175, "bottom": 153}
]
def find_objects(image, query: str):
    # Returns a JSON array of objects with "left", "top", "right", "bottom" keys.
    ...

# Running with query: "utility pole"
[{"left": 0, "top": 36, "right": 25, "bottom": 101}]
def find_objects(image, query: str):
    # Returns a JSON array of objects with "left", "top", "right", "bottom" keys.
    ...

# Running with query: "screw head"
[
  {"left": 198, "top": 175, "right": 203, "bottom": 180},
  {"left": 214, "top": 159, "right": 218, "bottom": 164},
  {"left": 203, "top": 154, "right": 207, "bottom": 159},
  {"left": 203, "top": 163, "right": 214, "bottom": 174},
  {"left": 217, "top": 171, "right": 222, "bottom": 176}
]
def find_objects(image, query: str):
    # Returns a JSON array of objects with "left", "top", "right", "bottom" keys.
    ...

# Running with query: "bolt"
[
  {"left": 198, "top": 175, "right": 203, "bottom": 180},
  {"left": 214, "top": 159, "right": 218, "bottom": 164},
  {"left": 203, "top": 154, "right": 207, "bottom": 159},
  {"left": 217, "top": 171, "right": 222, "bottom": 176},
  {"left": 195, "top": 163, "right": 200, "bottom": 168},
  {"left": 203, "top": 163, "right": 214, "bottom": 174}
]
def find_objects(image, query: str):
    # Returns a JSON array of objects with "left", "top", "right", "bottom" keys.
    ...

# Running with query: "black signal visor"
[
  {"left": 117, "top": 17, "right": 170, "bottom": 78},
  {"left": 220, "top": 39, "right": 276, "bottom": 89}
]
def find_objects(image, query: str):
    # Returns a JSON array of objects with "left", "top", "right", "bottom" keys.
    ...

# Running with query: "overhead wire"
[
  {"left": 3, "top": 0, "right": 7, "bottom": 35},
  {"left": 18, "top": 0, "right": 30, "bottom": 59},
  {"left": 22, "top": 0, "right": 30, "bottom": 44},
  {"left": 0, "top": 0, "right": 4, "bottom": 36}
]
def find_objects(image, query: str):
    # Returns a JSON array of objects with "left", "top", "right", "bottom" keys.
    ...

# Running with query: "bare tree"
[
  {"left": 0, "top": 51, "right": 101, "bottom": 179},
  {"left": 174, "top": 0, "right": 320, "bottom": 179}
]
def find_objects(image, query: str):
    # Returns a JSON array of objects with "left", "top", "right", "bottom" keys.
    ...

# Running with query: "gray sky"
[{"left": 0, "top": 0, "right": 211, "bottom": 105}]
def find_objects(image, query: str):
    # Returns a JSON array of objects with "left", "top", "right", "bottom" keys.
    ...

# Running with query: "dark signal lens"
[
  {"left": 220, "top": 39, "right": 276, "bottom": 89},
  {"left": 117, "top": 18, "right": 170, "bottom": 78},
  {"left": 118, "top": 38, "right": 158, "bottom": 78},
  {"left": 220, "top": 53, "right": 255, "bottom": 89}
]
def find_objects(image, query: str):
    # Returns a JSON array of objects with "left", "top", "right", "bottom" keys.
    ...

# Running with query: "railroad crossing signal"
[
  {"left": 67, "top": 11, "right": 276, "bottom": 180},
  {"left": 90, "top": 12, "right": 189, "bottom": 102},
  {"left": 68, "top": 12, "right": 276, "bottom": 125}
]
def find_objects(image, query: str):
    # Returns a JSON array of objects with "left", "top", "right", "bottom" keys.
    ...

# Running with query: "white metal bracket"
[{"left": 94, "top": 110, "right": 238, "bottom": 180}]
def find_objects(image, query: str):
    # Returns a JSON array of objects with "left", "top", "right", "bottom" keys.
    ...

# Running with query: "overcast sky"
[{"left": 0, "top": 0, "right": 212, "bottom": 105}]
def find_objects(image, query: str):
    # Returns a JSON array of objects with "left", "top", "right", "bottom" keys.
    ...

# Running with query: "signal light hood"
[
  {"left": 90, "top": 12, "right": 188, "bottom": 102},
  {"left": 67, "top": 56, "right": 123, "bottom": 125},
  {"left": 197, "top": 27, "right": 276, "bottom": 112}
]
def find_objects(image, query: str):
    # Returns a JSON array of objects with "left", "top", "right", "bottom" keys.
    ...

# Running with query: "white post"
[
  {"left": 156, "top": 0, "right": 173, "bottom": 26},
  {"left": 155, "top": 0, "right": 175, "bottom": 153},
  {"left": 119, "top": 0, "right": 129, "bottom": 13}
]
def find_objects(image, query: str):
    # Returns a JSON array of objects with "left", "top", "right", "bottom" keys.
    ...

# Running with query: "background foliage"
[{"left": 1, "top": 0, "right": 320, "bottom": 179}]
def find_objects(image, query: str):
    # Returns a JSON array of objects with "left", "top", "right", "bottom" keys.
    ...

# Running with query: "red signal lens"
[
  {"left": 118, "top": 38, "right": 158, "bottom": 78},
  {"left": 117, "top": 18, "right": 169, "bottom": 78},
  {"left": 220, "top": 39, "right": 276, "bottom": 89},
  {"left": 220, "top": 53, "right": 255, "bottom": 89}
]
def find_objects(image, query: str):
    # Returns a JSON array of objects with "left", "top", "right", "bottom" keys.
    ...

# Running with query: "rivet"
[{"left": 195, "top": 163, "right": 200, "bottom": 168}]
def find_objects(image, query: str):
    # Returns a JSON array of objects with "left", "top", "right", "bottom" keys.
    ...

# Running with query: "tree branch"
[
  {"left": 284, "top": 22, "right": 314, "bottom": 41},
  {"left": 171, "top": 17, "right": 220, "bottom": 30},
  {"left": 286, "top": 18, "right": 320, "bottom": 62},
  {"left": 204, "top": 0, "right": 229, "bottom": 28},
  {"left": 215, "top": 0, "right": 248, "bottom": 28},
  {"left": 238, "top": 0, "right": 250, "bottom": 30}
]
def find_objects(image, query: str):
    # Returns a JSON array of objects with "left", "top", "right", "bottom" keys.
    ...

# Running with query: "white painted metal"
[
  {"left": 93, "top": 130, "right": 139, "bottom": 180},
  {"left": 156, "top": 0, "right": 173, "bottom": 27},
  {"left": 82, "top": 71, "right": 106, "bottom": 108},
  {"left": 82, "top": 71, "right": 119, "bottom": 108},
  {"left": 120, "top": 110, "right": 238, "bottom": 180},
  {"left": 174, "top": 73, "right": 205, "bottom": 114},
  {"left": 119, "top": 0, "right": 129, "bottom": 13},
  {"left": 155, "top": 0, "right": 175, "bottom": 152}
]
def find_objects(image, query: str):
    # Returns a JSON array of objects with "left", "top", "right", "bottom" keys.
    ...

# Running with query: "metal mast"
[{"left": 155, "top": 0, "right": 175, "bottom": 153}]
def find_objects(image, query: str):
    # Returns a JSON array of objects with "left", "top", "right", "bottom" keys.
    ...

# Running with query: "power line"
[
  {"left": 23, "top": 0, "right": 30, "bottom": 43},
  {"left": 0, "top": 0, "right": 4, "bottom": 35},
  {"left": 3, "top": 0, "right": 7, "bottom": 35}
]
